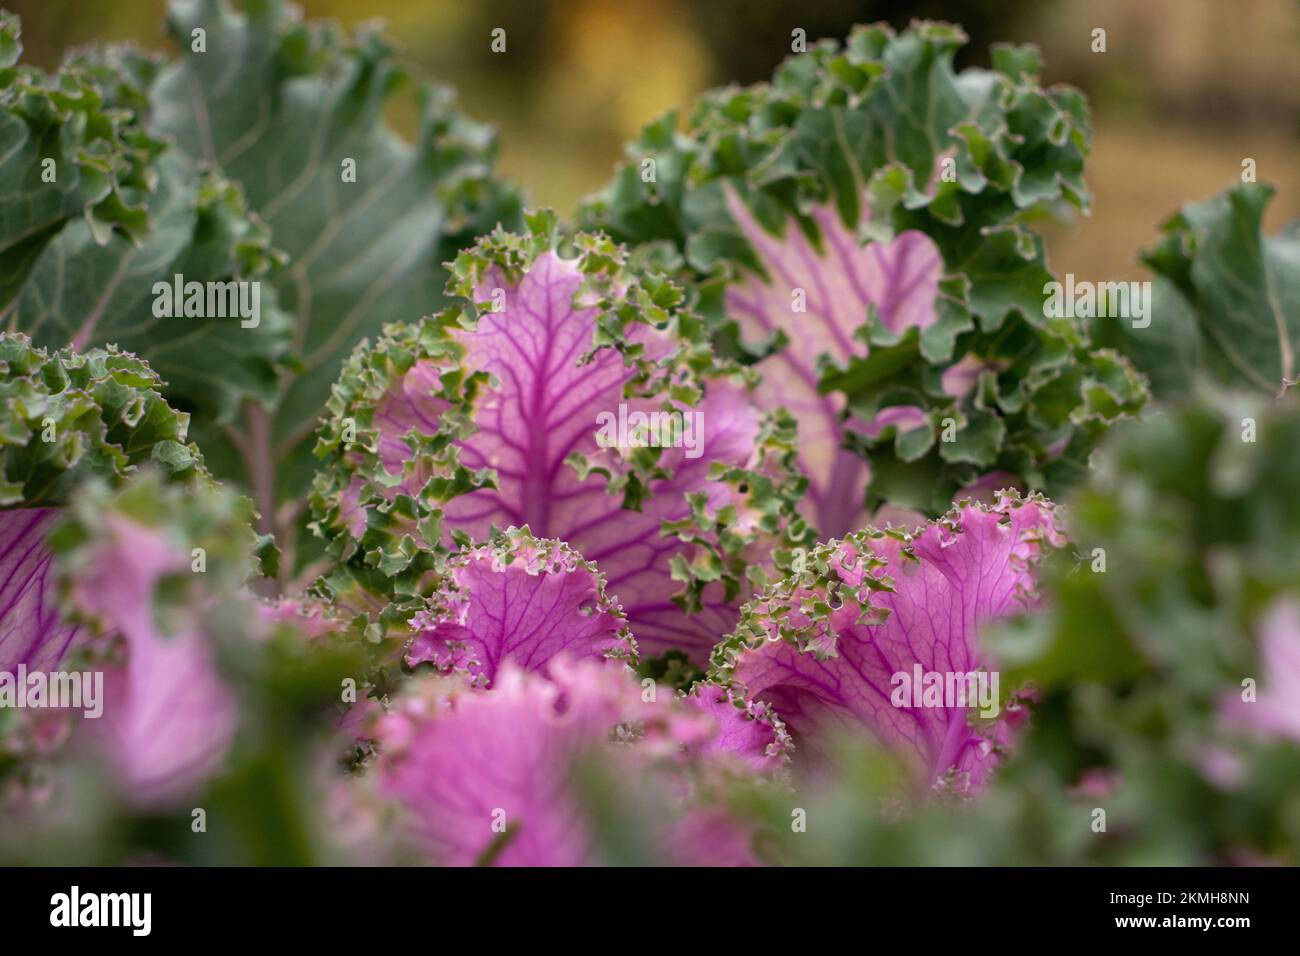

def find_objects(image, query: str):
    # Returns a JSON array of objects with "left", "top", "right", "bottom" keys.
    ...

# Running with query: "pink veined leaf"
[
  {"left": 405, "top": 528, "right": 635, "bottom": 685},
  {"left": 69, "top": 513, "right": 238, "bottom": 806},
  {"left": 715, "top": 493, "right": 1062, "bottom": 795},
  {"left": 375, "top": 658, "right": 643, "bottom": 866},
  {"left": 0, "top": 509, "right": 83, "bottom": 674},
  {"left": 374, "top": 658, "right": 626, "bottom": 868},
  {"left": 723, "top": 190, "right": 943, "bottom": 537},
  {"left": 356, "top": 251, "right": 766, "bottom": 663}
]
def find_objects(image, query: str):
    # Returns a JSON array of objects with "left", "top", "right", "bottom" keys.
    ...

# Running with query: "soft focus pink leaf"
[
  {"left": 376, "top": 658, "right": 634, "bottom": 866},
  {"left": 375, "top": 656, "right": 784, "bottom": 865},
  {"left": 70, "top": 514, "right": 237, "bottom": 806}
]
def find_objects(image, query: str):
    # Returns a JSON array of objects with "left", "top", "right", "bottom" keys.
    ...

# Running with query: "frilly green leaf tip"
[
  {"left": 309, "top": 213, "right": 815, "bottom": 641},
  {"left": 0, "top": 11, "right": 20, "bottom": 69},
  {"left": 578, "top": 20, "right": 1147, "bottom": 517},
  {"left": 0, "top": 333, "right": 205, "bottom": 507},
  {"left": 58, "top": 42, "right": 166, "bottom": 118},
  {"left": 0, "top": 20, "right": 162, "bottom": 252}
]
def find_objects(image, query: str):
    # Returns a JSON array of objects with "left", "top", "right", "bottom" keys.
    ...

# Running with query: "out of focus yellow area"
[{"left": 8, "top": 0, "right": 1298, "bottom": 280}]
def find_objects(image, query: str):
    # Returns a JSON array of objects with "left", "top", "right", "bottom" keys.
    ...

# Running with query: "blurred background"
[{"left": 8, "top": 0, "right": 1299, "bottom": 280}]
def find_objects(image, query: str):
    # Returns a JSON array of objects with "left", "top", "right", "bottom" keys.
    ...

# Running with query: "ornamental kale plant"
[{"left": 1, "top": 1, "right": 1298, "bottom": 870}]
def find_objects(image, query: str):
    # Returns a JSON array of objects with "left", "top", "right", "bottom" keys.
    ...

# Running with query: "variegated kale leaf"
[
  {"left": 709, "top": 490, "right": 1061, "bottom": 794},
  {"left": 0, "top": 332, "right": 202, "bottom": 507},
  {"left": 0, "top": 12, "right": 156, "bottom": 297}
]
